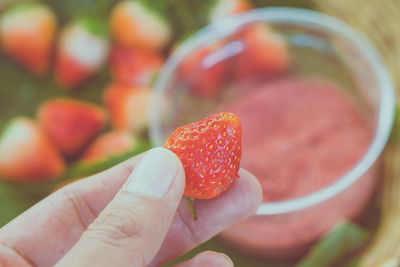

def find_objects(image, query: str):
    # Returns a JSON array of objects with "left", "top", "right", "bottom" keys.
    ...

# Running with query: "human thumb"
[{"left": 56, "top": 147, "right": 185, "bottom": 267}]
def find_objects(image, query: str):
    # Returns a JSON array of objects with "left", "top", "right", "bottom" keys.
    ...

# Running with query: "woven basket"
[{"left": 316, "top": 1, "right": 400, "bottom": 266}]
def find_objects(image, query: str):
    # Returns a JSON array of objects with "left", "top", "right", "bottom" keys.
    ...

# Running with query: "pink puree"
[{"left": 220, "top": 78, "right": 375, "bottom": 258}]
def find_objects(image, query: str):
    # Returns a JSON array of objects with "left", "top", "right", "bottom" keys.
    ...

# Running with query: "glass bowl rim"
[{"left": 149, "top": 7, "right": 395, "bottom": 215}]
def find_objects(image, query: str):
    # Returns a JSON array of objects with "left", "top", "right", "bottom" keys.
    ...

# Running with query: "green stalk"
[{"left": 186, "top": 196, "right": 197, "bottom": 220}]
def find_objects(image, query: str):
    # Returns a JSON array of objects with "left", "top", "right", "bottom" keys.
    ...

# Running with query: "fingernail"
[{"left": 123, "top": 147, "right": 178, "bottom": 198}]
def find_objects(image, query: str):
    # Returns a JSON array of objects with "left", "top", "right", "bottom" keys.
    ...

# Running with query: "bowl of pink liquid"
[{"left": 149, "top": 7, "right": 395, "bottom": 259}]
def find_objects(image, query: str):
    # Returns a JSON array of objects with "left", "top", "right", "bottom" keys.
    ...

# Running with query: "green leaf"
[
  {"left": 78, "top": 17, "right": 109, "bottom": 38},
  {"left": 296, "top": 221, "right": 370, "bottom": 267}
]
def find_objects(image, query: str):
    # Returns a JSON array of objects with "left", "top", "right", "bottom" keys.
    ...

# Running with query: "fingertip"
[
  {"left": 237, "top": 168, "right": 263, "bottom": 215},
  {"left": 153, "top": 147, "right": 186, "bottom": 195},
  {"left": 182, "top": 167, "right": 262, "bottom": 235},
  {"left": 121, "top": 147, "right": 186, "bottom": 200},
  {"left": 194, "top": 251, "right": 233, "bottom": 267},
  {"left": 176, "top": 251, "right": 233, "bottom": 267},
  {"left": 156, "top": 147, "right": 185, "bottom": 173},
  {"left": 206, "top": 251, "right": 234, "bottom": 267},
  {"left": 154, "top": 147, "right": 185, "bottom": 173}
]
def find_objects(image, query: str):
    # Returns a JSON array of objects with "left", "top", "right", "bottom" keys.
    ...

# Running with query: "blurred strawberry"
[
  {"left": 179, "top": 42, "right": 228, "bottom": 98},
  {"left": 110, "top": 0, "right": 171, "bottom": 50},
  {"left": 55, "top": 18, "right": 109, "bottom": 89},
  {"left": 209, "top": 0, "right": 252, "bottom": 22},
  {"left": 0, "top": 3, "right": 57, "bottom": 75},
  {"left": 81, "top": 130, "right": 137, "bottom": 162},
  {"left": 110, "top": 45, "right": 164, "bottom": 86},
  {"left": 233, "top": 25, "right": 290, "bottom": 81},
  {"left": 0, "top": 117, "right": 65, "bottom": 182},
  {"left": 37, "top": 98, "right": 107, "bottom": 157},
  {"left": 103, "top": 83, "right": 152, "bottom": 132}
]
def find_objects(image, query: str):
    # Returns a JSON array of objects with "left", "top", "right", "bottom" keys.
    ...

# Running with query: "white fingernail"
[{"left": 123, "top": 147, "right": 177, "bottom": 198}]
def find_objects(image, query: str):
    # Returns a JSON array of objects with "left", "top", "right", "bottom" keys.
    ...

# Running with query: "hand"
[{"left": 0, "top": 147, "right": 262, "bottom": 267}]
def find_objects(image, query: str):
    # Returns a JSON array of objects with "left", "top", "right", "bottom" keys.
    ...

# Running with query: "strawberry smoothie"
[{"left": 219, "top": 77, "right": 375, "bottom": 258}]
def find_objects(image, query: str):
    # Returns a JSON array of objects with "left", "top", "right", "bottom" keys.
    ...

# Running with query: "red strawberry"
[
  {"left": 0, "top": 117, "right": 65, "bottom": 182},
  {"left": 209, "top": 0, "right": 252, "bottom": 22},
  {"left": 37, "top": 98, "right": 107, "bottom": 156},
  {"left": 233, "top": 25, "right": 290, "bottom": 81},
  {"left": 179, "top": 43, "right": 227, "bottom": 98},
  {"left": 55, "top": 18, "right": 109, "bottom": 89},
  {"left": 0, "top": 3, "right": 57, "bottom": 75},
  {"left": 110, "top": 45, "right": 164, "bottom": 86},
  {"left": 103, "top": 83, "right": 152, "bottom": 132},
  {"left": 164, "top": 112, "right": 242, "bottom": 199},
  {"left": 110, "top": 0, "right": 171, "bottom": 50},
  {"left": 81, "top": 130, "right": 137, "bottom": 162}
]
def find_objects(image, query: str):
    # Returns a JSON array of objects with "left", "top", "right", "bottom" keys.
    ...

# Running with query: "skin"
[{"left": 0, "top": 148, "right": 262, "bottom": 266}]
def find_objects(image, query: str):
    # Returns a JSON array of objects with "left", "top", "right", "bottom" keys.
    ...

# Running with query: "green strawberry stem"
[{"left": 186, "top": 196, "right": 197, "bottom": 220}]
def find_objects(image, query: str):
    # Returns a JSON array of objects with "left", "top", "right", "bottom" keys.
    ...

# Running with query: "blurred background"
[{"left": 0, "top": 0, "right": 400, "bottom": 266}]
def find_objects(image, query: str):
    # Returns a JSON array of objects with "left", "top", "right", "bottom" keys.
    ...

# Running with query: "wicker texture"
[
  {"left": 316, "top": 0, "right": 400, "bottom": 99},
  {"left": 316, "top": 1, "right": 400, "bottom": 266}
]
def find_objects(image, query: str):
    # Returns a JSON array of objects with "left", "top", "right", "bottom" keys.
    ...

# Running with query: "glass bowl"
[{"left": 149, "top": 7, "right": 395, "bottom": 259}]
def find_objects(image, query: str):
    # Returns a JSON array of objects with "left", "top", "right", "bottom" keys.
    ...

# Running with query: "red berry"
[
  {"left": 110, "top": 0, "right": 171, "bottom": 50},
  {"left": 103, "top": 83, "right": 152, "bottom": 132},
  {"left": 55, "top": 18, "right": 109, "bottom": 89},
  {"left": 209, "top": 0, "right": 252, "bottom": 22},
  {"left": 0, "top": 3, "right": 57, "bottom": 75},
  {"left": 81, "top": 130, "right": 137, "bottom": 162},
  {"left": 179, "top": 43, "right": 227, "bottom": 98},
  {"left": 37, "top": 98, "right": 107, "bottom": 156},
  {"left": 0, "top": 117, "right": 65, "bottom": 182},
  {"left": 110, "top": 45, "right": 164, "bottom": 86},
  {"left": 233, "top": 25, "right": 290, "bottom": 81},
  {"left": 163, "top": 112, "right": 242, "bottom": 199}
]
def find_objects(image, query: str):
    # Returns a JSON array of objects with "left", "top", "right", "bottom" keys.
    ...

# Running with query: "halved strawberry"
[
  {"left": 103, "top": 83, "right": 152, "bottom": 133},
  {"left": 81, "top": 130, "right": 137, "bottom": 162},
  {"left": 0, "top": 3, "right": 57, "bottom": 75},
  {"left": 179, "top": 42, "right": 228, "bottom": 98},
  {"left": 0, "top": 117, "right": 65, "bottom": 182},
  {"left": 110, "top": 0, "right": 171, "bottom": 50},
  {"left": 37, "top": 98, "right": 107, "bottom": 157},
  {"left": 110, "top": 44, "right": 164, "bottom": 86},
  {"left": 233, "top": 25, "right": 290, "bottom": 81},
  {"left": 209, "top": 0, "right": 252, "bottom": 22},
  {"left": 164, "top": 112, "right": 242, "bottom": 199},
  {"left": 55, "top": 18, "right": 109, "bottom": 89}
]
